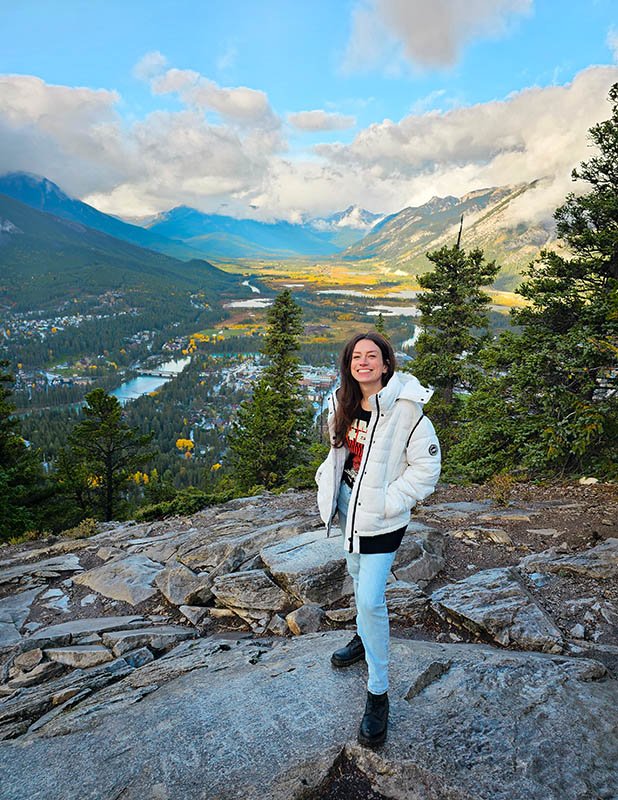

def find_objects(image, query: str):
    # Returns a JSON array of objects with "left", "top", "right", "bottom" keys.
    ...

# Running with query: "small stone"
[
  {"left": 466, "top": 564, "right": 477, "bottom": 570},
  {"left": 286, "top": 604, "right": 324, "bottom": 636},
  {"left": 570, "top": 624, "right": 586, "bottom": 639},
  {"left": 14, "top": 648, "right": 44, "bottom": 672},
  {"left": 325, "top": 606, "right": 357, "bottom": 623},
  {"left": 62, "top": 579, "right": 73, "bottom": 588},
  {"left": 448, "top": 633, "right": 463, "bottom": 642},
  {"left": 74, "top": 633, "right": 102, "bottom": 645},
  {"left": 527, "top": 528, "right": 559, "bottom": 537},
  {"left": 209, "top": 608, "right": 236, "bottom": 618},
  {"left": 179, "top": 605, "right": 208, "bottom": 626},
  {"left": 41, "top": 588, "right": 64, "bottom": 599},
  {"left": 578, "top": 477, "right": 599, "bottom": 485},
  {"left": 7, "top": 661, "right": 65, "bottom": 688},
  {"left": 267, "top": 614, "right": 289, "bottom": 636},
  {"left": 101, "top": 625, "right": 194, "bottom": 656},
  {"left": 122, "top": 647, "right": 154, "bottom": 668},
  {"left": 80, "top": 594, "right": 98, "bottom": 607}
]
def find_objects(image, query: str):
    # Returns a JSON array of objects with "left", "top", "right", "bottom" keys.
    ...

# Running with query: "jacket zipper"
[{"left": 347, "top": 394, "right": 380, "bottom": 552}]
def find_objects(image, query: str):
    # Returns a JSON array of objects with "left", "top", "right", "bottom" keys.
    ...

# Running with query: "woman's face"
[{"left": 349, "top": 338, "right": 388, "bottom": 389}]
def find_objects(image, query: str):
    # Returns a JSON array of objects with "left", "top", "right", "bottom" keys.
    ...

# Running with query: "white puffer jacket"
[{"left": 315, "top": 371, "right": 441, "bottom": 553}]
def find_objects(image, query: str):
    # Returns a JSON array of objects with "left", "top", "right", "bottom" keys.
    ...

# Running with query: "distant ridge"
[
  {"left": 0, "top": 173, "right": 207, "bottom": 262},
  {"left": 343, "top": 182, "right": 557, "bottom": 290},
  {"left": 0, "top": 191, "right": 241, "bottom": 311},
  {"left": 144, "top": 205, "right": 371, "bottom": 259}
]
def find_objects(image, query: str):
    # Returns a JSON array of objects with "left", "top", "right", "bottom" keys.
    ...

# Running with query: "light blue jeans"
[{"left": 337, "top": 481, "right": 396, "bottom": 695}]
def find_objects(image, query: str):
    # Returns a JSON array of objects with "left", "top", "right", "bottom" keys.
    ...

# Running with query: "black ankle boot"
[
  {"left": 358, "top": 691, "right": 389, "bottom": 748},
  {"left": 331, "top": 634, "right": 365, "bottom": 668}
]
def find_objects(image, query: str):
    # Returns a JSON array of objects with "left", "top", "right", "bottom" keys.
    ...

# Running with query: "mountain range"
[
  {"left": 0, "top": 172, "right": 558, "bottom": 291},
  {"left": 0, "top": 190, "right": 241, "bottom": 312}
]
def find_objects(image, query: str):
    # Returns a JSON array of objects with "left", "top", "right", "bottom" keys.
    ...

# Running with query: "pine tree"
[
  {"left": 374, "top": 312, "right": 387, "bottom": 335},
  {"left": 59, "top": 388, "right": 155, "bottom": 521},
  {"left": 0, "top": 360, "right": 49, "bottom": 541},
  {"left": 410, "top": 244, "right": 500, "bottom": 453},
  {"left": 227, "top": 290, "right": 313, "bottom": 490},
  {"left": 450, "top": 83, "right": 618, "bottom": 479}
]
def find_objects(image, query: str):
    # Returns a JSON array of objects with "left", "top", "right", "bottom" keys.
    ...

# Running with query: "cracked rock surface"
[
  {"left": 0, "top": 484, "right": 617, "bottom": 798},
  {"left": 0, "top": 633, "right": 616, "bottom": 800}
]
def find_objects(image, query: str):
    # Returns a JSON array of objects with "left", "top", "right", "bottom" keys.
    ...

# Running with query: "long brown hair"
[{"left": 333, "top": 331, "right": 396, "bottom": 446}]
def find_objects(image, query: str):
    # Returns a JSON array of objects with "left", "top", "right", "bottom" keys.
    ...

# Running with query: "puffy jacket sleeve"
[{"left": 384, "top": 414, "right": 441, "bottom": 517}]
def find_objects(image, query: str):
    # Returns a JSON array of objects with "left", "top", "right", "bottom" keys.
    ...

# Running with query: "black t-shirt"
[{"left": 343, "top": 407, "right": 406, "bottom": 554}]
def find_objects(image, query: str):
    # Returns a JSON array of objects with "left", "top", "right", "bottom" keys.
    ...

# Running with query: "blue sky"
[{"left": 1, "top": 0, "right": 617, "bottom": 221}]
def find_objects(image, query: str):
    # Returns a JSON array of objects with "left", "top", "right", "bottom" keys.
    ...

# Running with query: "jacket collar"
[{"left": 330, "top": 371, "right": 433, "bottom": 414}]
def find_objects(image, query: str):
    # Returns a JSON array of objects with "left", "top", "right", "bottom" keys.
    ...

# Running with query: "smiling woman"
[{"left": 314, "top": 330, "right": 441, "bottom": 747}]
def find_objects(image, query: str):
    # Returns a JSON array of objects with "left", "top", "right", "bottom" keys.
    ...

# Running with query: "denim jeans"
[{"left": 337, "top": 481, "right": 395, "bottom": 695}]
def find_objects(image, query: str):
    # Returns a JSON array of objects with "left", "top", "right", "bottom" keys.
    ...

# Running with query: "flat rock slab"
[
  {"left": 0, "top": 588, "right": 43, "bottom": 650},
  {"left": 0, "top": 634, "right": 616, "bottom": 800},
  {"left": 519, "top": 538, "right": 618, "bottom": 580},
  {"left": 431, "top": 567, "right": 564, "bottom": 652},
  {"left": 24, "top": 616, "right": 143, "bottom": 650},
  {"left": 100, "top": 626, "right": 195, "bottom": 656},
  {"left": 74, "top": 555, "right": 165, "bottom": 605},
  {"left": 260, "top": 530, "right": 352, "bottom": 605},
  {"left": 211, "top": 569, "right": 291, "bottom": 613},
  {"left": 0, "top": 555, "right": 82, "bottom": 586},
  {"left": 44, "top": 645, "right": 114, "bottom": 669}
]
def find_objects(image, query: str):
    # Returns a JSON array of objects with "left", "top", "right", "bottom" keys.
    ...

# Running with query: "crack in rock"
[{"left": 405, "top": 659, "right": 453, "bottom": 700}]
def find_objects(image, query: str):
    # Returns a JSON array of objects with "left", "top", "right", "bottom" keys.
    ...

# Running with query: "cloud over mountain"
[{"left": 0, "top": 61, "right": 616, "bottom": 224}]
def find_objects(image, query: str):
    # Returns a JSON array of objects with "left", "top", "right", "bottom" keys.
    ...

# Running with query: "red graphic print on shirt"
[{"left": 345, "top": 417, "right": 370, "bottom": 472}]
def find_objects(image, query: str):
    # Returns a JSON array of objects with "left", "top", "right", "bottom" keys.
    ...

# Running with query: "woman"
[{"left": 315, "top": 331, "right": 441, "bottom": 747}]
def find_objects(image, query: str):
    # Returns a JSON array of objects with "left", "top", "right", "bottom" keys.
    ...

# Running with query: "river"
[{"left": 110, "top": 356, "right": 190, "bottom": 405}]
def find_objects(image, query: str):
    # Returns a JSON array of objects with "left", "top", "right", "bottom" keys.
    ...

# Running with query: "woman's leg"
[{"left": 348, "top": 551, "right": 396, "bottom": 695}]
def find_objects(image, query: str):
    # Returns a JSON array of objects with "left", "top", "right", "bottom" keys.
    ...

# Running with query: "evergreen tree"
[
  {"left": 227, "top": 290, "right": 313, "bottom": 490},
  {"left": 450, "top": 83, "right": 618, "bottom": 479},
  {"left": 59, "top": 388, "right": 155, "bottom": 521},
  {"left": 410, "top": 244, "right": 500, "bottom": 453},
  {"left": 374, "top": 312, "right": 387, "bottom": 335},
  {"left": 0, "top": 361, "right": 49, "bottom": 540}
]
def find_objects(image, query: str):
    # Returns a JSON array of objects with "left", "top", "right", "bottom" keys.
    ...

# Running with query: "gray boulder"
[
  {"left": 154, "top": 561, "right": 213, "bottom": 606},
  {"left": 519, "top": 538, "right": 618, "bottom": 580},
  {"left": 260, "top": 530, "right": 352, "bottom": 606},
  {"left": 74, "top": 555, "right": 165, "bottom": 605},
  {"left": 211, "top": 569, "right": 291, "bottom": 613},
  {"left": 431, "top": 567, "right": 564, "bottom": 652}
]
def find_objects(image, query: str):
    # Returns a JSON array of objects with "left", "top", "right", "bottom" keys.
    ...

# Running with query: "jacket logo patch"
[{"left": 428, "top": 444, "right": 439, "bottom": 456}]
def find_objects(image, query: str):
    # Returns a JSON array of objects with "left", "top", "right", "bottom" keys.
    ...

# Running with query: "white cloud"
[
  {"left": 132, "top": 51, "right": 168, "bottom": 81},
  {"left": 608, "top": 28, "right": 618, "bottom": 62},
  {"left": 344, "top": 0, "right": 533, "bottom": 72},
  {"left": 288, "top": 110, "right": 356, "bottom": 131},
  {"left": 147, "top": 63, "right": 277, "bottom": 127},
  {"left": 1, "top": 64, "right": 616, "bottom": 226}
]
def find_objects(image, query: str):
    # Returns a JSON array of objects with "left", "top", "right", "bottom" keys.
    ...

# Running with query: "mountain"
[
  {"left": 343, "top": 182, "right": 556, "bottom": 290},
  {"left": 307, "top": 206, "right": 384, "bottom": 248},
  {"left": 0, "top": 173, "right": 207, "bottom": 262},
  {"left": 145, "top": 206, "right": 351, "bottom": 259},
  {"left": 0, "top": 192, "right": 241, "bottom": 311}
]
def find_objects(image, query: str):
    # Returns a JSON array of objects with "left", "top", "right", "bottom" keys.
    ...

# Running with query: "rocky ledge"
[{"left": 0, "top": 484, "right": 616, "bottom": 799}]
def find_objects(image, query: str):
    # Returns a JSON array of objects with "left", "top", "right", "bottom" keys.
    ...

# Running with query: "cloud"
[
  {"left": 344, "top": 0, "right": 533, "bottom": 72},
  {"left": 0, "top": 75, "right": 127, "bottom": 197},
  {"left": 608, "top": 28, "right": 618, "bottom": 62},
  {"left": 288, "top": 110, "right": 356, "bottom": 131},
  {"left": 310, "top": 66, "right": 618, "bottom": 224},
  {"left": 1, "top": 64, "right": 616, "bottom": 226},
  {"left": 147, "top": 63, "right": 278, "bottom": 127},
  {"left": 132, "top": 51, "right": 168, "bottom": 81}
]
